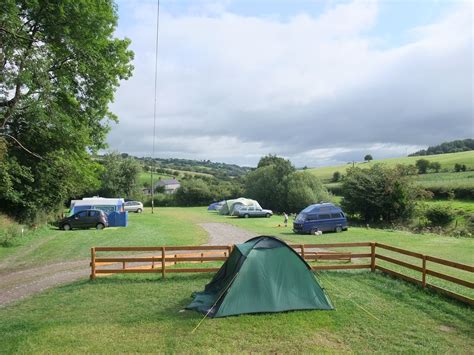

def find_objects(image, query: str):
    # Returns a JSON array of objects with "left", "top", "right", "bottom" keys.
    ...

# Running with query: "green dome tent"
[
  {"left": 186, "top": 236, "right": 333, "bottom": 318},
  {"left": 219, "top": 198, "right": 261, "bottom": 215}
]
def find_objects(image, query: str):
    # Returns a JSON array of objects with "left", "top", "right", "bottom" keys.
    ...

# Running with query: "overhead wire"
[{"left": 150, "top": 0, "right": 160, "bottom": 214}]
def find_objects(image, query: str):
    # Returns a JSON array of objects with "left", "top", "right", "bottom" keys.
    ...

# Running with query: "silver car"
[
  {"left": 124, "top": 201, "right": 143, "bottom": 213},
  {"left": 237, "top": 206, "right": 273, "bottom": 218}
]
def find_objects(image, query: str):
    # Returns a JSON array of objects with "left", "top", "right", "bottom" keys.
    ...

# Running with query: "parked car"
[
  {"left": 59, "top": 209, "right": 108, "bottom": 230},
  {"left": 293, "top": 203, "right": 348, "bottom": 234},
  {"left": 237, "top": 206, "right": 273, "bottom": 218},
  {"left": 124, "top": 201, "right": 143, "bottom": 213}
]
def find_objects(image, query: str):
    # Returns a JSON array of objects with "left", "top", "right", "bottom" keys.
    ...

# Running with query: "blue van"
[{"left": 293, "top": 203, "right": 348, "bottom": 234}]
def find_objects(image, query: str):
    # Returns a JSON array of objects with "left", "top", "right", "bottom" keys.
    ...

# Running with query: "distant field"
[
  {"left": 138, "top": 172, "right": 174, "bottom": 186},
  {"left": 309, "top": 151, "right": 474, "bottom": 182},
  {"left": 325, "top": 171, "right": 474, "bottom": 194}
]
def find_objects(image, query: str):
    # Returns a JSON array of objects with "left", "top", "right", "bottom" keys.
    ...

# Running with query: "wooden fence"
[{"left": 90, "top": 241, "right": 473, "bottom": 305}]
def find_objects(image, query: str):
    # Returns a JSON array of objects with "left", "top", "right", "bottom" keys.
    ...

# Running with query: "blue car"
[{"left": 293, "top": 203, "right": 348, "bottom": 234}]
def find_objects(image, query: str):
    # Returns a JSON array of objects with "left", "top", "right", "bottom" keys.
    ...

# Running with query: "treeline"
[
  {"left": 133, "top": 156, "right": 252, "bottom": 179},
  {"left": 148, "top": 155, "right": 331, "bottom": 213},
  {"left": 409, "top": 139, "right": 474, "bottom": 156}
]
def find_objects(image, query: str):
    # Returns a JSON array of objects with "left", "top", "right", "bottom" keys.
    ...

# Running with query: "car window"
[
  {"left": 307, "top": 214, "right": 317, "bottom": 221},
  {"left": 89, "top": 210, "right": 100, "bottom": 217},
  {"left": 319, "top": 214, "right": 331, "bottom": 219},
  {"left": 330, "top": 213, "right": 342, "bottom": 218},
  {"left": 125, "top": 202, "right": 131, "bottom": 206},
  {"left": 248, "top": 206, "right": 255, "bottom": 211},
  {"left": 77, "top": 211, "right": 88, "bottom": 218}
]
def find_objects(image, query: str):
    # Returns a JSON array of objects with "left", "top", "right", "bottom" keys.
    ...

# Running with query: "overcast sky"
[{"left": 107, "top": 0, "right": 473, "bottom": 167}]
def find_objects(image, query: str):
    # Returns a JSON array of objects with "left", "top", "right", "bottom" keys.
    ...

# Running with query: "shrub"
[
  {"left": 425, "top": 206, "right": 455, "bottom": 226},
  {"left": 341, "top": 164, "right": 421, "bottom": 223},
  {"left": 416, "top": 159, "right": 430, "bottom": 174},
  {"left": 430, "top": 162, "right": 441, "bottom": 173},
  {"left": 332, "top": 171, "right": 341, "bottom": 182},
  {"left": 0, "top": 225, "right": 23, "bottom": 247}
]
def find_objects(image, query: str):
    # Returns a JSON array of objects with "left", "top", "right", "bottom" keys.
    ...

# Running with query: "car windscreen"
[
  {"left": 301, "top": 205, "right": 315, "bottom": 213},
  {"left": 295, "top": 213, "right": 307, "bottom": 222}
]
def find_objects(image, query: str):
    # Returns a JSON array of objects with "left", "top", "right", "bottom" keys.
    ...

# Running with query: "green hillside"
[{"left": 308, "top": 151, "right": 474, "bottom": 183}]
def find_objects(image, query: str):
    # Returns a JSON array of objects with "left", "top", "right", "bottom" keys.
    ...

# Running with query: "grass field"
[
  {"left": 1, "top": 271, "right": 472, "bottom": 353},
  {"left": 308, "top": 151, "right": 474, "bottom": 182},
  {"left": 1, "top": 207, "right": 473, "bottom": 352},
  {"left": 0, "top": 209, "right": 207, "bottom": 272}
]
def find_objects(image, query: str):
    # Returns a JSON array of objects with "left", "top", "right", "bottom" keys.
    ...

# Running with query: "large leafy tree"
[
  {"left": 245, "top": 155, "right": 295, "bottom": 212},
  {"left": 341, "top": 165, "right": 420, "bottom": 223},
  {"left": 0, "top": 1, "right": 133, "bottom": 220},
  {"left": 286, "top": 171, "right": 330, "bottom": 213},
  {"left": 98, "top": 153, "right": 141, "bottom": 199}
]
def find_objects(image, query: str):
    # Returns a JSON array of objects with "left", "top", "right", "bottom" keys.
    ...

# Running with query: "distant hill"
[
  {"left": 308, "top": 151, "right": 474, "bottom": 183},
  {"left": 132, "top": 156, "right": 252, "bottom": 179},
  {"left": 409, "top": 139, "right": 474, "bottom": 157}
]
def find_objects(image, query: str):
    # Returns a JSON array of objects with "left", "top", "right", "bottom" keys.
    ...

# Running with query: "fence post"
[
  {"left": 300, "top": 244, "right": 305, "bottom": 260},
  {"left": 152, "top": 256, "right": 155, "bottom": 269},
  {"left": 422, "top": 255, "right": 427, "bottom": 288},
  {"left": 370, "top": 242, "right": 376, "bottom": 272},
  {"left": 122, "top": 261, "right": 126, "bottom": 270},
  {"left": 90, "top": 247, "right": 96, "bottom": 280},
  {"left": 161, "top": 247, "right": 166, "bottom": 278}
]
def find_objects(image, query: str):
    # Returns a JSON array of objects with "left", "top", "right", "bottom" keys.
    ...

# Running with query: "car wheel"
[
  {"left": 244, "top": 214, "right": 249, "bottom": 218},
  {"left": 335, "top": 226, "right": 342, "bottom": 233},
  {"left": 136, "top": 208, "right": 143, "bottom": 213},
  {"left": 266, "top": 213, "right": 271, "bottom": 218},
  {"left": 311, "top": 228, "right": 319, "bottom": 235},
  {"left": 96, "top": 223, "right": 105, "bottom": 230},
  {"left": 63, "top": 223, "right": 71, "bottom": 231}
]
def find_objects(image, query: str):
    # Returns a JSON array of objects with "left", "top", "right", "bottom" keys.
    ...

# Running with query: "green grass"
[
  {"left": 1, "top": 207, "right": 474, "bottom": 352},
  {"left": 424, "top": 199, "right": 474, "bottom": 214},
  {"left": 309, "top": 151, "right": 474, "bottom": 182},
  {"left": 0, "top": 272, "right": 472, "bottom": 353},
  {"left": 0, "top": 209, "right": 207, "bottom": 271}
]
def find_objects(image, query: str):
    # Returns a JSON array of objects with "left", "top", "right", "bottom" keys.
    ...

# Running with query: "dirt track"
[{"left": 0, "top": 223, "right": 254, "bottom": 307}]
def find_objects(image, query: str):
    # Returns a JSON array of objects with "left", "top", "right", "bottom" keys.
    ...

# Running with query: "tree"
[
  {"left": 175, "top": 179, "right": 213, "bottom": 206},
  {"left": 332, "top": 171, "right": 341, "bottom": 182},
  {"left": 364, "top": 154, "right": 373, "bottom": 162},
  {"left": 454, "top": 163, "right": 462, "bottom": 172},
  {"left": 287, "top": 171, "right": 330, "bottom": 213},
  {"left": 415, "top": 159, "right": 430, "bottom": 174},
  {"left": 245, "top": 155, "right": 295, "bottom": 212},
  {"left": 430, "top": 162, "right": 441, "bottom": 173},
  {"left": 0, "top": 1, "right": 133, "bottom": 221},
  {"left": 341, "top": 165, "right": 420, "bottom": 223},
  {"left": 98, "top": 153, "right": 140, "bottom": 199}
]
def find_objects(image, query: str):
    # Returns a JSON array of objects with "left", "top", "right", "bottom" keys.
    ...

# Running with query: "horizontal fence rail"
[{"left": 90, "top": 242, "right": 473, "bottom": 305}]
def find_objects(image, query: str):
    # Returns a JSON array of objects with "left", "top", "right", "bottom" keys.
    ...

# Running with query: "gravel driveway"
[
  {"left": 0, "top": 222, "right": 255, "bottom": 307},
  {"left": 200, "top": 222, "right": 256, "bottom": 245}
]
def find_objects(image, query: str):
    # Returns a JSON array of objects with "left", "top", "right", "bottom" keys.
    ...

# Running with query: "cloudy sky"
[{"left": 107, "top": 0, "right": 473, "bottom": 167}]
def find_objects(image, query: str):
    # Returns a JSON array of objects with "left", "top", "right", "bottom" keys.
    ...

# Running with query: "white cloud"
[{"left": 108, "top": 1, "right": 473, "bottom": 166}]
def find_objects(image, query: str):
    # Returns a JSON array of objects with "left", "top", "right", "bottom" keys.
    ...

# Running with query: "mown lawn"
[
  {"left": 1, "top": 207, "right": 473, "bottom": 352},
  {"left": 0, "top": 271, "right": 473, "bottom": 353},
  {"left": 200, "top": 208, "right": 474, "bottom": 298},
  {"left": 0, "top": 209, "right": 208, "bottom": 271}
]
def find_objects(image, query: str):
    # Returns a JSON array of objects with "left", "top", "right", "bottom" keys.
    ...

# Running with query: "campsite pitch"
[{"left": 0, "top": 271, "right": 472, "bottom": 353}]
